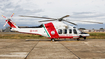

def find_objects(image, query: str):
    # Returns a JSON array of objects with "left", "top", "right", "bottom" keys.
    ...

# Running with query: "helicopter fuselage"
[{"left": 11, "top": 21, "right": 89, "bottom": 40}]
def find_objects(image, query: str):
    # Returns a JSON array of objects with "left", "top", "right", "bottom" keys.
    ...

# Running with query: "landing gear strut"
[
  {"left": 51, "top": 38, "right": 55, "bottom": 42},
  {"left": 84, "top": 37, "right": 86, "bottom": 40},
  {"left": 77, "top": 38, "right": 80, "bottom": 41},
  {"left": 84, "top": 37, "right": 86, "bottom": 39}
]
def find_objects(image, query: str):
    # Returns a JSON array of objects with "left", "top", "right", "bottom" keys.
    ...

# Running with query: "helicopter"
[{"left": 2, "top": 13, "right": 103, "bottom": 41}]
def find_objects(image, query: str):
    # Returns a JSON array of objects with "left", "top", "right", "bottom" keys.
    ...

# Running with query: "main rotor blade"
[
  {"left": 63, "top": 20, "right": 77, "bottom": 25},
  {"left": 70, "top": 20, "right": 103, "bottom": 24},
  {"left": 39, "top": 19, "right": 57, "bottom": 22},
  {"left": 19, "top": 15, "right": 56, "bottom": 19},
  {"left": 61, "top": 15, "right": 70, "bottom": 19},
  {"left": 79, "top": 21, "right": 103, "bottom": 24}
]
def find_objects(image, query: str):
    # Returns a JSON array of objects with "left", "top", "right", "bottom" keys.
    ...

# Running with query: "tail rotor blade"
[
  {"left": 3, "top": 21, "right": 8, "bottom": 27},
  {"left": 11, "top": 13, "right": 14, "bottom": 18},
  {"left": 2, "top": 15, "right": 7, "bottom": 19}
]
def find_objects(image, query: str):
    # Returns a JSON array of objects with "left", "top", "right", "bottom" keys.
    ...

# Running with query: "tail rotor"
[{"left": 2, "top": 13, "right": 14, "bottom": 27}]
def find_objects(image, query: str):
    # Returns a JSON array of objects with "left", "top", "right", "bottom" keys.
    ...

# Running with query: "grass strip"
[{"left": 0, "top": 32, "right": 105, "bottom": 39}]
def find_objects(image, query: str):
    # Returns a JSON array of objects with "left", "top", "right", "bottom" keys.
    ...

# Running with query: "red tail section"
[{"left": 6, "top": 19, "right": 17, "bottom": 28}]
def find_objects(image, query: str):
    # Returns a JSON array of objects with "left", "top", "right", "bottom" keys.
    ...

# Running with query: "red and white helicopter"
[{"left": 2, "top": 13, "right": 103, "bottom": 41}]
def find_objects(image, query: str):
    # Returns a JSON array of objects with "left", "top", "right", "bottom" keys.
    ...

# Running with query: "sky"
[{"left": 0, "top": 0, "right": 105, "bottom": 29}]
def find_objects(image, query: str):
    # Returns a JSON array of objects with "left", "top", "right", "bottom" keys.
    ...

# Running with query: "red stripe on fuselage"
[{"left": 44, "top": 22, "right": 59, "bottom": 39}]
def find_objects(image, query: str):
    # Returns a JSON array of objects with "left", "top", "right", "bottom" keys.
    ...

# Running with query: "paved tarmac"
[{"left": 0, "top": 39, "right": 105, "bottom": 59}]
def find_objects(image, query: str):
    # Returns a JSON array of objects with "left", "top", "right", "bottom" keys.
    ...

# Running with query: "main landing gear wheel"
[
  {"left": 77, "top": 38, "right": 80, "bottom": 41},
  {"left": 51, "top": 39, "right": 55, "bottom": 42},
  {"left": 84, "top": 37, "right": 86, "bottom": 40}
]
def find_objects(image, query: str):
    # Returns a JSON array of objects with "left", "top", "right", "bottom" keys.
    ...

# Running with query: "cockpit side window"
[
  {"left": 58, "top": 29, "right": 62, "bottom": 34},
  {"left": 69, "top": 29, "right": 72, "bottom": 34},
  {"left": 63, "top": 29, "right": 67, "bottom": 34},
  {"left": 73, "top": 29, "right": 77, "bottom": 34}
]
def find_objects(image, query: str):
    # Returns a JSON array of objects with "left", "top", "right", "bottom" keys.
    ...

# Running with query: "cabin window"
[
  {"left": 63, "top": 29, "right": 67, "bottom": 34},
  {"left": 69, "top": 29, "right": 72, "bottom": 34},
  {"left": 58, "top": 29, "right": 62, "bottom": 34},
  {"left": 73, "top": 29, "right": 77, "bottom": 34}
]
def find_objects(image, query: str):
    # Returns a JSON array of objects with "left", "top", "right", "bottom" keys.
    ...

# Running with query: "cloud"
[{"left": 0, "top": 0, "right": 43, "bottom": 16}]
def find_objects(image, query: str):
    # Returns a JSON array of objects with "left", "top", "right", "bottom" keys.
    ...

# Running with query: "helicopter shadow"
[{"left": 25, "top": 39, "right": 87, "bottom": 42}]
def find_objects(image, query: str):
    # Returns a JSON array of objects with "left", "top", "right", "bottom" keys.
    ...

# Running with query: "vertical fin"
[{"left": 6, "top": 19, "right": 18, "bottom": 28}]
